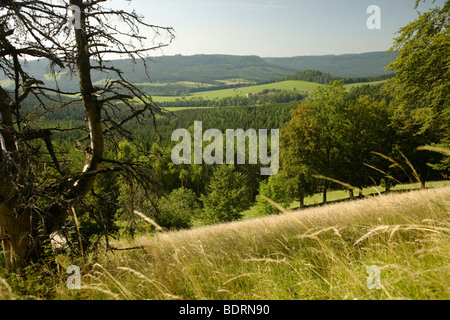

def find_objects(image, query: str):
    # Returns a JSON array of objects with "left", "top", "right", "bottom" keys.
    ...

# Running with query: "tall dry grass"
[
  {"left": 58, "top": 186, "right": 450, "bottom": 300},
  {"left": 0, "top": 277, "right": 15, "bottom": 300}
]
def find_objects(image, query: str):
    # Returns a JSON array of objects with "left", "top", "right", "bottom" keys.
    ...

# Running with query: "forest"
[
  {"left": 27, "top": 78, "right": 446, "bottom": 238},
  {"left": 0, "top": 0, "right": 449, "bottom": 301}
]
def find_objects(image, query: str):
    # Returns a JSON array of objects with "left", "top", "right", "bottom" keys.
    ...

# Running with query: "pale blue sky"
[{"left": 108, "top": 0, "right": 445, "bottom": 57}]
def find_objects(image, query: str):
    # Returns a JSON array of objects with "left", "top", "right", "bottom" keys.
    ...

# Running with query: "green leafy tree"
[
  {"left": 386, "top": 0, "right": 450, "bottom": 174},
  {"left": 281, "top": 83, "right": 397, "bottom": 202},
  {"left": 309, "top": 82, "right": 348, "bottom": 202},
  {"left": 157, "top": 188, "right": 199, "bottom": 230},
  {"left": 280, "top": 102, "right": 320, "bottom": 207},
  {"left": 281, "top": 82, "right": 347, "bottom": 204},
  {"left": 387, "top": 0, "right": 449, "bottom": 115},
  {"left": 201, "top": 165, "right": 251, "bottom": 224},
  {"left": 338, "top": 95, "right": 396, "bottom": 193},
  {"left": 255, "top": 174, "right": 293, "bottom": 215}
]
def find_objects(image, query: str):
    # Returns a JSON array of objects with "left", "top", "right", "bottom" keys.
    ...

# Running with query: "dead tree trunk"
[
  {"left": 70, "top": 0, "right": 104, "bottom": 198},
  {"left": 0, "top": 90, "right": 46, "bottom": 271},
  {"left": 0, "top": 0, "right": 174, "bottom": 271},
  {"left": 349, "top": 189, "right": 355, "bottom": 199}
]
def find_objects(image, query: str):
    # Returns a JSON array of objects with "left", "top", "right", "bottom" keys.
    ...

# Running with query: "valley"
[{"left": 0, "top": 0, "right": 448, "bottom": 303}]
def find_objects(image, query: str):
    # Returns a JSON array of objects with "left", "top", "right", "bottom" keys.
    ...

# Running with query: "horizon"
[
  {"left": 24, "top": 50, "right": 394, "bottom": 62},
  {"left": 147, "top": 49, "right": 395, "bottom": 59}
]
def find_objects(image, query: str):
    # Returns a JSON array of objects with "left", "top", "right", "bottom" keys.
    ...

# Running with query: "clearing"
[{"left": 153, "top": 80, "right": 387, "bottom": 103}]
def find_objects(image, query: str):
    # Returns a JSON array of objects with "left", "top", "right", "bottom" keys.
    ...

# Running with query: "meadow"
[
  {"left": 3, "top": 185, "right": 447, "bottom": 300},
  {"left": 241, "top": 181, "right": 450, "bottom": 220},
  {"left": 152, "top": 80, "right": 387, "bottom": 103}
]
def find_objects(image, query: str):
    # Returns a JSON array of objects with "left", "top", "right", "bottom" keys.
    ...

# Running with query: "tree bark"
[
  {"left": 323, "top": 179, "right": 328, "bottom": 204},
  {"left": 37, "top": 0, "right": 106, "bottom": 256},
  {"left": 69, "top": 0, "right": 104, "bottom": 199},
  {"left": 419, "top": 176, "right": 426, "bottom": 190},
  {"left": 385, "top": 178, "right": 391, "bottom": 193},
  {"left": 0, "top": 0, "right": 171, "bottom": 271},
  {"left": 1, "top": 89, "right": 44, "bottom": 271},
  {"left": 0, "top": 0, "right": 105, "bottom": 270},
  {"left": 349, "top": 189, "right": 354, "bottom": 199},
  {"left": 299, "top": 189, "right": 305, "bottom": 209}
]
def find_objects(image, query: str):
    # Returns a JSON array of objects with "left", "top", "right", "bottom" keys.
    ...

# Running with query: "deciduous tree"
[{"left": 386, "top": 0, "right": 449, "bottom": 176}]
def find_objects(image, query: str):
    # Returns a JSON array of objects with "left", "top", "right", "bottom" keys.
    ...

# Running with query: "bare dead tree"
[{"left": 0, "top": 0, "right": 174, "bottom": 271}]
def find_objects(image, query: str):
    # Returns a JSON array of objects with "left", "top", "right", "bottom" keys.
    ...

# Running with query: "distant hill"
[
  {"left": 134, "top": 54, "right": 293, "bottom": 83},
  {"left": 0, "top": 55, "right": 294, "bottom": 91},
  {"left": 264, "top": 51, "right": 398, "bottom": 78},
  {"left": 0, "top": 52, "right": 397, "bottom": 91},
  {"left": 275, "top": 69, "right": 394, "bottom": 85}
]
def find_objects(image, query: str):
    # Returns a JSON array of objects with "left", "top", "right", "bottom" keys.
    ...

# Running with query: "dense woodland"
[
  {"left": 264, "top": 69, "right": 394, "bottom": 85},
  {"left": 29, "top": 79, "right": 447, "bottom": 244}
]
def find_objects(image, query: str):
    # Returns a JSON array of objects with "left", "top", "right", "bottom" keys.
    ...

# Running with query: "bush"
[
  {"left": 255, "top": 174, "right": 293, "bottom": 215},
  {"left": 201, "top": 165, "right": 251, "bottom": 224},
  {"left": 157, "top": 187, "right": 199, "bottom": 230}
]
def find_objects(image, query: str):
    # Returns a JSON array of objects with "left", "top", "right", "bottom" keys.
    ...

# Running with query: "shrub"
[
  {"left": 201, "top": 165, "right": 251, "bottom": 224},
  {"left": 255, "top": 174, "right": 293, "bottom": 215},
  {"left": 157, "top": 187, "right": 199, "bottom": 230}
]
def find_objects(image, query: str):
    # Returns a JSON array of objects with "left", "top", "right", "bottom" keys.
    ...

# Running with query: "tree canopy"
[
  {"left": 386, "top": 0, "right": 449, "bottom": 138},
  {"left": 386, "top": 0, "right": 449, "bottom": 171}
]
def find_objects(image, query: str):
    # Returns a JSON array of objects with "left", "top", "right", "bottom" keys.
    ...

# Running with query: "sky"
[{"left": 106, "top": 0, "right": 445, "bottom": 57}]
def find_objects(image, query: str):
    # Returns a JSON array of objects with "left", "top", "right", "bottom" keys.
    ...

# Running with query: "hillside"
[
  {"left": 51, "top": 186, "right": 450, "bottom": 300},
  {"left": 136, "top": 55, "right": 293, "bottom": 83},
  {"left": 0, "top": 55, "right": 293, "bottom": 91},
  {"left": 0, "top": 52, "right": 397, "bottom": 92},
  {"left": 264, "top": 51, "right": 398, "bottom": 78},
  {"left": 277, "top": 69, "right": 394, "bottom": 85},
  {"left": 152, "top": 79, "right": 387, "bottom": 103}
]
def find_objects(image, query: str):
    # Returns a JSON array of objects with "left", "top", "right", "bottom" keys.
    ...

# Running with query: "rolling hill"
[
  {"left": 264, "top": 51, "right": 398, "bottom": 78},
  {"left": 0, "top": 52, "right": 397, "bottom": 92},
  {"left": 152, "top": 79, "right": 387, "bottom": 103}
]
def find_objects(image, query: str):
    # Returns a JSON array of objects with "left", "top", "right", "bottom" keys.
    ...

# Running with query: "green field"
[
  {"left": 0, "top": 79, "right": 14, "bottom": 88},
  {"left": 162, "top": 106, "right": 213, "bottom": 112},
  {"left": 136, "top": 81, "right": 216, "bottom": 88},
  {"left": 215, "top": 79, "right": 254, "bottom": 85},
  {"left": 153, "top": 80, "right": 387, "bottom": 103},
  {"left": 239, "top": 180, "right": 450, "bottom": 221},
  {"left": 293, "top": 180, "right": 450, "bottom": 209}
]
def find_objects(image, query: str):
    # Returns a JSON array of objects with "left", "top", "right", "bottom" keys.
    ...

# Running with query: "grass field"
[
  {"left": 153, "top": 80, "right": 387, "bottom": 103},
  {"left": 293, "top": 180, "right": 450, "bottom": 209},
  {"left": 0, "top": 79, "right": 14, "bottom": 88},
  {"left": 44, "top": 72, "right": 67, "bottom": 81},
  {"left": 161, "top": 106, "right": 213, "bottom": 112},
  {"left": 136, "top": 81, "right": 216, "bottom": 88},
  {"left": 241, "top": 181, "right": 450, "bottom": 220},
  {"left": 4, "top": 185, "right": 445, "bottom": 300}
]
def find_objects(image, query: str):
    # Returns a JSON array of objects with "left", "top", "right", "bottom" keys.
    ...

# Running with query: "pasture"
[{"left": 152, "top": 80, "right": 387, "bottom": 103}]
